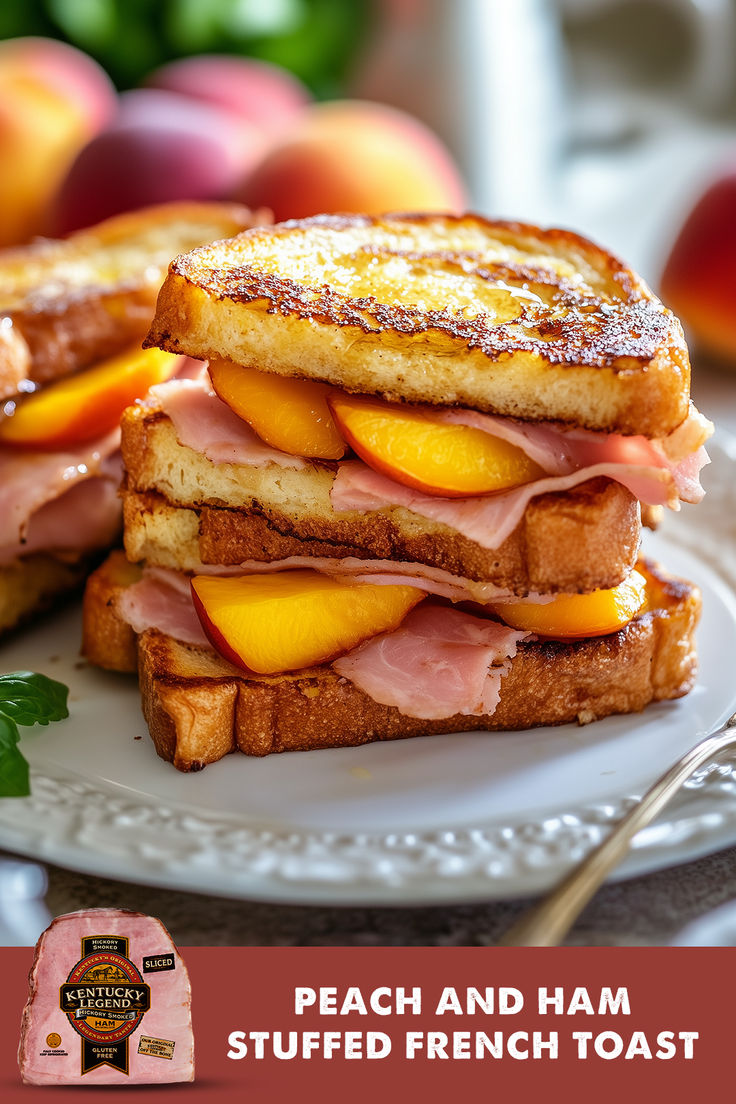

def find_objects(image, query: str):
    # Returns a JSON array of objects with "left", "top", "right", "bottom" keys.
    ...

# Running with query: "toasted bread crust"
[
  {"left": 0, "top": 202, "right": 269, "bottom": 399},
  {"left": 146, "top": 213, "right": 690, "bottom": 437},
  {"left": 121, "top": 406, "right": 642, "bottom": 594},
  {"left": 0, "top": 554, "right": 92, "bottom": 637},
  {"left": 82, "top": 553, "right": 701, "bottom": 770},
  {"left": 81, "top": 551, "right": 142, "bottom": 671}
]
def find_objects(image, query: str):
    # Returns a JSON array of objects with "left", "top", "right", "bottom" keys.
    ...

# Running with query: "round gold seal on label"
[{"left": 46, "top": 1033, "right": 62, "bottom": 1048}]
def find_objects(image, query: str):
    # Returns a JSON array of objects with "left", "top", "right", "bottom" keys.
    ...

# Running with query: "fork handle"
[{"left": 498, "top": 712, "right": 736, "bottom": 947}]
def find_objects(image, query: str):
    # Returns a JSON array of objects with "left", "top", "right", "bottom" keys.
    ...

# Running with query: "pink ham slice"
[
  {"left": 440, "top": 402, "right": 712, "bottom": 492},
  {"left": 116, "top": 568, "right": 529, "bottom": 721},
  {"left": 0, "top": 356, "right": 202, "bottom": 562},
  {"left": 118, "top": 567, "right": 209, "bottom": 647},
  {"left": 18, "top": 908, "right": 194, "bottom": 1086},
  {"left": 330, "top": 450, "right": 705, "bottom": 553},
  {"left": 0, "top": 472, "right": 122, "bottom": 565},
  {"left": 149, "top": 376, "right": 306, "bottom": 469},
  {"left": 333, "top": 603, "right": 529, "bottom": 720},
  {"left": 145, "top": 380, "right": 710, "bottom": 547},
  {"left": 328, "top": 399, "right": 713, "bottom": 545},
  {"left": 0, "top": 430, "right": 120, "bottom": 546},
  {"left": 185, "top": 556, "right": 525, "bottom": 603}
]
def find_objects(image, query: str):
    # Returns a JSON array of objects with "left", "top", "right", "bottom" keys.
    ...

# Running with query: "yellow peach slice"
[
  {"left": 191, "top": 569, "right": 424, "bottom": 674},
  {"left": 0, "top": 345, "right": 179, "bottom": 449},
  {"left": 208, "top": 357, "right": 345, "bottom": 459},
  {"left": 328, "top": 392, "right": 545, "bottom": 497},
  {"left": 490, "top": 569, "right": 648, "bottom": 639}
]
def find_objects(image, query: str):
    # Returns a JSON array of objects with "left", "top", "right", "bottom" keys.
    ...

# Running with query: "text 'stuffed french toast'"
[
  {"left": 0, "top": 201, "right": 268, "bottom": 399},
  {"left": 120, "top": 405, "right": 643, "bottom": 595},
  {"left": 83, "top": 551, "right": 701, "bottom": 770},
  {"left": 146, "top": 213, "right": 691, "bottom": 438}
]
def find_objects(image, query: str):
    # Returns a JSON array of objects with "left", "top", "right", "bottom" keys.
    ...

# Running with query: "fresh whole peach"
[
  {"left": 660, "top": 173, "right": 736, "bottom": 365},
  {"left": 115, "top": 88, "right": 266, "bottom": 168},
  {"left": 0, "top": 36, "right": 115, "bottom": 131},
  {"left": 0, "top": 37, "right": 116, "bottom": 245},
  {"left": 50, "top": 90, "right": 264, "bottom": 235},
  {"left": 235, "top": 100, "right": 467, "bottom": 221},
  {"left": 146, "top": 55, "right": 310, "bottom": 139}
]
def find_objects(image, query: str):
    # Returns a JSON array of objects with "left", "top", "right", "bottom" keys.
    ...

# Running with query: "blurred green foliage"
[{"left": 0, "top": 0, "right": 372, "bottom": 95}]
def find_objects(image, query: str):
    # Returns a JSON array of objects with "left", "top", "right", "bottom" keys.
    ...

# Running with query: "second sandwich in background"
[
  {"left": 0, "top": 201, "right": 266, "bottom": 637},
  {"left": 83, "top": 213, "right": 711, "bottom": 770}
]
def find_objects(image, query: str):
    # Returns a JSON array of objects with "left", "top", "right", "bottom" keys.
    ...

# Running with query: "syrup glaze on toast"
[
  {"left": 147, "top": 213, "right": 691, "bottom": 437},
  {"left": 0, "top": 202, "right": 268, "bottom": 396}
]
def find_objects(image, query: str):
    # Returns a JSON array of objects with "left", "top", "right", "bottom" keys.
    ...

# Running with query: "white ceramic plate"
[{"left": 1, "top": 438, "right": 735, "bottom": 906}]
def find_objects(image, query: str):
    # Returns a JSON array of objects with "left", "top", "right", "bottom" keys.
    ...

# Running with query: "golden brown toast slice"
[
  {"left": 0, "top": 553, "right": 96, "bottom": 636},
  {"left": 121, "top": 405, "right": 642, "bottom": 595},
  {"left": 0, "top": 202, "right": 268, "bottom": 399},
  {"left": 146, "top": 213, "right": 690, "bottom": 437},
  {"left": 82, "top": 551, "right": 701, "bottom": 770}
]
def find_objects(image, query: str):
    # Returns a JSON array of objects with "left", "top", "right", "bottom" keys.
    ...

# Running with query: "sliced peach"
[
  {"left": 190, "top": 569, "right": 424, "bottom": 674},
  {"left": 328, "top": 392, "right": 545, "bottom": 497},
  {"left": 489, "top": 570, "right": 648, "bottom": 639},
  {"left": 0, "top": 346, "right": 179, "bottom": 449},
  {"left": 208, "top": 357, "right": 345, "bottom": 459}
]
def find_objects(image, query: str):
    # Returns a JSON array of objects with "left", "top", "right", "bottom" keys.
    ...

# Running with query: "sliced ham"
[
  {"left": 0, "top": 472, "right": 122, "bottom": 565},
  {"left": 442, "top": 401, "right": 712, "bottom": 483},
  {"left": 329, "top": 450, "right": 705, "bottom": 552},
  {"left": 148, "top": 379, "right": 711, "bottom": 532},
  {"left": 333, "top": 603, "right": 529, "bottom": 720},
  {"left": 117, "top": 568, "right": 529, "bottom": 720},
  {"left": 118, "top": 568, "right": 209, "bottom": 647},
  {"left": 0, "top": 430, "right": 120, "bottom": 545},
  {"left": 438, "top": 408, "right": 580, "bottom": 475},
  {"left": 19, "top": 908, "right": 194, "bottom": 1085},
  {"left": 148, "top": 376, "right": 306, "bottom": 469},
  {"left": 186, "top": 555, "right": 526, "bottom": 603},
  {"left": 0, "top": 356, "right": 202, "bottom": 558}
]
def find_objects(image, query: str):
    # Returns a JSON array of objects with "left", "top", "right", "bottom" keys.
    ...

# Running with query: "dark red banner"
[{"left": 1, "top": 947, "right": 730, "bottom": 1102}]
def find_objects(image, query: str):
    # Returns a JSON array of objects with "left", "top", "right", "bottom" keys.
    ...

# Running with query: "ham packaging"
[{"left": 18, "top": 908, "right": 194, "bottom": 1085}]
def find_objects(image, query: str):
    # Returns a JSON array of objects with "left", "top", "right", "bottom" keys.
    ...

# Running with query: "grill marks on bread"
[
  {"left": 147, "top": 214, "right": 691, "bottom": 436},
  {"left": 200, "top": 243, "right": 670, "bottom": 367}
]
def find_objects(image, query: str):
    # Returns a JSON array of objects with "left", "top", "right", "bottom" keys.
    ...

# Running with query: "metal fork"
[{"left": 498, "top": 709, "right": 736, "bottom": 946}]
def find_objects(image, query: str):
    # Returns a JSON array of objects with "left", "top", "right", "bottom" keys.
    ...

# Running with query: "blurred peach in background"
[{"left": 0, "top": 0, "right": 734, "bottom": 365}]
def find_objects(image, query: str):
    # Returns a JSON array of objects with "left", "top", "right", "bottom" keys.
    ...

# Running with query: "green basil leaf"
[
  {"left": 0, "top": 713, "right": 29, "bottom": 797},
  {"left": 0, "top": 671, "right": 69, "bottom": 726}
]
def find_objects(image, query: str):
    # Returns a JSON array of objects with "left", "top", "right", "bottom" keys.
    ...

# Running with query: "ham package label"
[{"left": 18, "top": 908, "right": 194, "bottom": 1085}]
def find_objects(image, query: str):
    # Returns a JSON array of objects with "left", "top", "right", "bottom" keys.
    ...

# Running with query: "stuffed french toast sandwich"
[
  {"left": 0, "top": 201, "right": 266, "bottom": 636},
  {"left": 82, "top": 213, "right": 711, "bottom": 771}
]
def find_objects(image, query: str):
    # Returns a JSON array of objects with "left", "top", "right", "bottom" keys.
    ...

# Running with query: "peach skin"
[
  {"left": 51, "top": 90, "right": 259, "bottom": 234},
  {"left": 190, "top": 570, "right": 425, "bottom": 674},
  {"left": 236, "top": 99, "right": 466, "bottom": 221},
  {"left": 146, "top": 55, "right": 310, "bottom": 138},
  {"left": 0, "top": 37, "right": 115, "bottom": 245},
  {"left": 660, "top": 173, "right": 736, "bottom": 365},
  {"left": 328, "top": 392, "right": 545, "bottom": 497}
]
